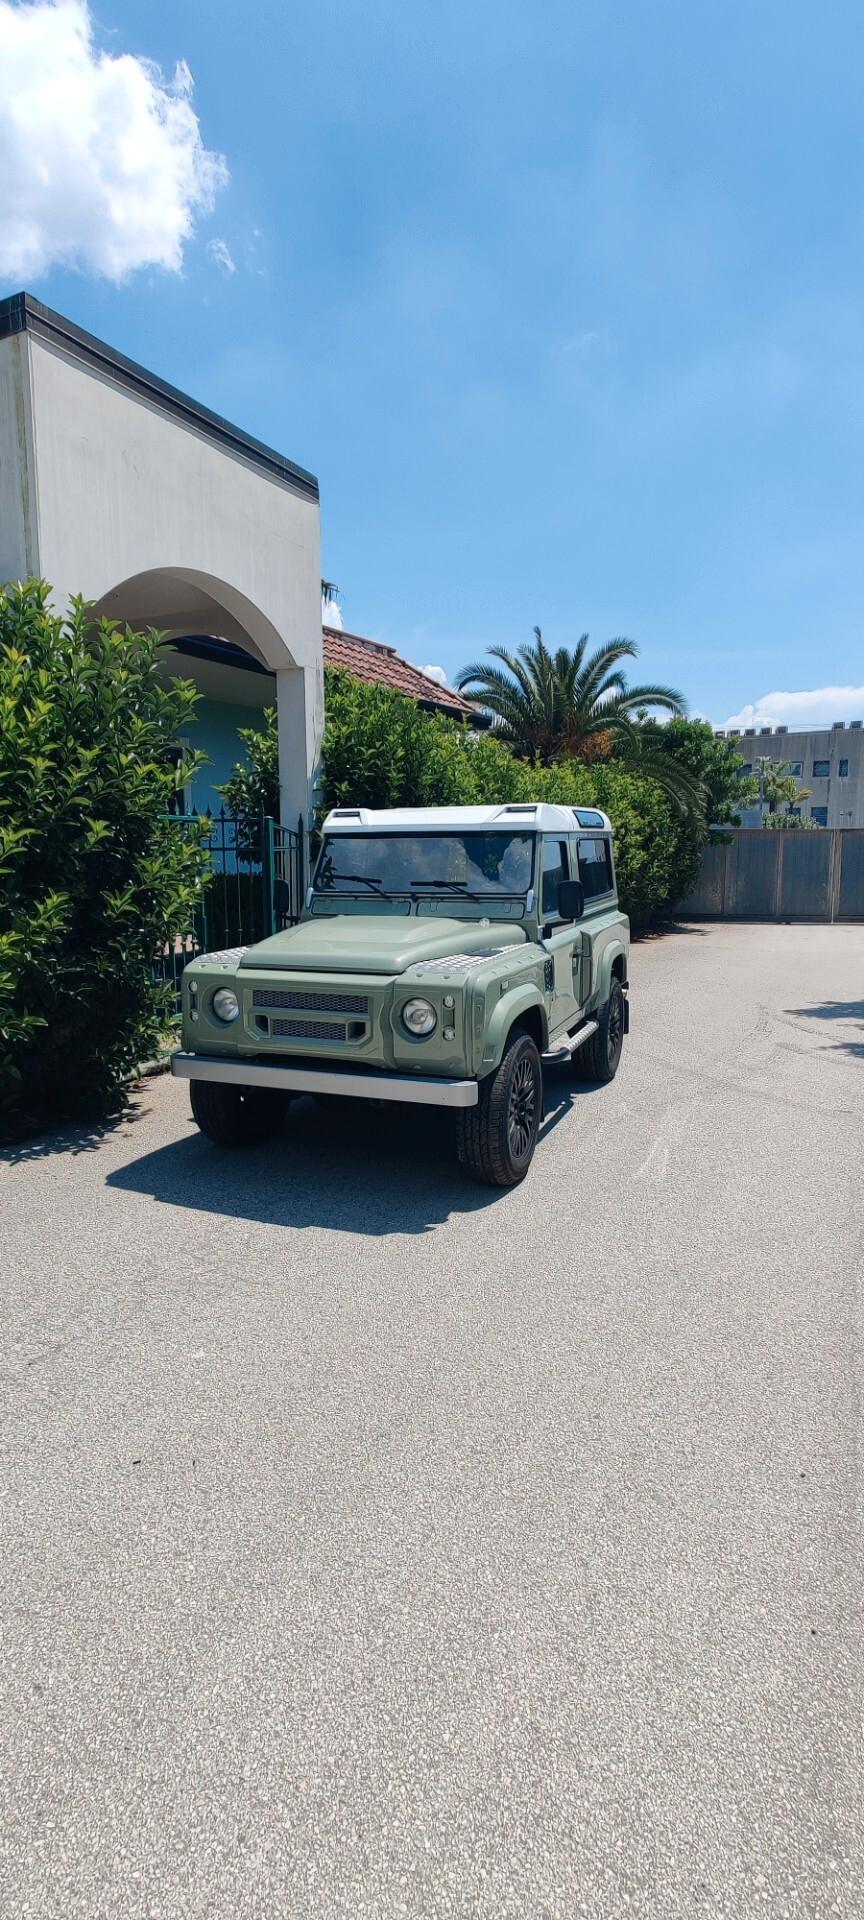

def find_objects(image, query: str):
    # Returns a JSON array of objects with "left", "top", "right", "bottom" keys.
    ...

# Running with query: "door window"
[
  {"left": 577, "top": 835, "right": 614, "bottom": 900},
  {"left": 540, "top": 839, "right": 569, "bottom": 917}
]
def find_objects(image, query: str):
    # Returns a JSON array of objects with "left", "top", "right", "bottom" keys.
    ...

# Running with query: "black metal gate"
[{"left": 156, "top": 809, "right": 304, "bottom": 1008}]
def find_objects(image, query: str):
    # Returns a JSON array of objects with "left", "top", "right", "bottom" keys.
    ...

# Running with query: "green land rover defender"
[{"left": 172, "top": 803, "right": 630, "bottom": 1186}]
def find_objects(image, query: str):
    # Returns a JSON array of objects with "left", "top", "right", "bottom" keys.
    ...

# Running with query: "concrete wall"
[
  {"left": 719, "top": 724, "right": 864, "bottom": 829},
  {"left": 0, "top": 312, "right": 323, "bottom": 829}
]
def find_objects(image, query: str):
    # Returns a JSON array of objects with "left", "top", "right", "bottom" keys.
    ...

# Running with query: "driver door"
[{"left": 539, "top": 837, "right": 583, "bottom": 1037}]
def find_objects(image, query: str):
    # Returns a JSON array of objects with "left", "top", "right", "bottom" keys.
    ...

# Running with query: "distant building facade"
[{"left": 715, "top": 721, "right": 864, "bottom": 828}]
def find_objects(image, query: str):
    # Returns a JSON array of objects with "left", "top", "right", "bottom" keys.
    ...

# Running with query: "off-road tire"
[
  {"left": 189, "top": 1079, "right": 289, "bottom": 1146},
  {"left": 456, "top": 1031, "right": 542, "bottom": 1187},
  {"left": 577, "top": 979, "right": 625, "bottom": 1085}
]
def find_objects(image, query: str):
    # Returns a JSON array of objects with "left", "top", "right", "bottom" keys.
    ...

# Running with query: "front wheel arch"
[{"left": 482, "top": 987, "right": 548, "bottom": 1073}]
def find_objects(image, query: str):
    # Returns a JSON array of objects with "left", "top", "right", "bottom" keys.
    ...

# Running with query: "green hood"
[{"left": 239, "top": 916, "right": 526, "bottom": 975}]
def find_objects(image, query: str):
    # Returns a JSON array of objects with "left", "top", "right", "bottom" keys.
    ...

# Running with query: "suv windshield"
[{"left": 313, "top": 832, "right": 535, "bottom": 898}]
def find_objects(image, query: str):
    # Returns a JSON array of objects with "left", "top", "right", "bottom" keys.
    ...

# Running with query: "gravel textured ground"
[{"left": 2, "top": 921, "right": 863, "bottom": 1919}]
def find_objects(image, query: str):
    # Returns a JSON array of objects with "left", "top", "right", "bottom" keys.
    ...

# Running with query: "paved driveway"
[{"left": 2, "top": 923, "right": 863, "bottom": 1919}]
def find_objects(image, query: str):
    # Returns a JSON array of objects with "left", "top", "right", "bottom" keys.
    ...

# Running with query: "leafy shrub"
[
  {"left": 219, "top": 669, "right": 704, "bottom": 928},
  {"left": 0, "top": 582, "right": 210, "bottom": 1131},
  {"left": 638, "top": 717, "right": 758, "bottom": 836},
  {"left": 320, "top": 671, "right": 702, "bottom": 925},
  {"left": 218, "top": 705, "right": 279, "bottom": 823}
]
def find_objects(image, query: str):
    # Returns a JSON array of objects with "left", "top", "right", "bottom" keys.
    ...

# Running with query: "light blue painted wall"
[{"left": 183, "top": 696, "right": 269, "bottom": 816}]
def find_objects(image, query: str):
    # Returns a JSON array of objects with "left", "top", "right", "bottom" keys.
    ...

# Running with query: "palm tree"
[
  {"left": 456, "top": 628, "right": 686, "bottom": 764},
  {"left": 757, "top": 757, "right": 811, "bottom": 816},
  {"left": 456, "top": 628, "right": 702, "bottom": 815}
]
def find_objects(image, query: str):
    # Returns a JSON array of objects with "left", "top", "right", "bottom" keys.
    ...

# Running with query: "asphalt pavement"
[{"left": 2, "top": 922, "right": 863, "bottom": 1919}]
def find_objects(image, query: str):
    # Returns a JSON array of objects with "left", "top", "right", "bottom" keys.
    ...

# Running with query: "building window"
[
  {"left": 788, "top": 805, "right": 801, "bottom": 817},
  {"left": 576, "top": 836, "right": 614, "bottom": 900},
  {"left": 739, "top": 763, "right": 752, "bottom": 776},
  {"left": 839, "top": 758, "right": 849, "bottom": 777},
  {"left": 810, "top": 806, "right": 828, "bottom": 826},
  {"left": 812, "top": 759, "right": 830, "bottom": 779},
  {"left": 789, "top": 761, "right": 803, "bottom": 777}
]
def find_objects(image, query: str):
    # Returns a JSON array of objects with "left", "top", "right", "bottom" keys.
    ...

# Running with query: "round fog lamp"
[
  {"left": 212, "top": 987, "right": 240, "bottom": 1023},
  {"left": 401, "top": 998, "right": 437, "bottom": 1037}
]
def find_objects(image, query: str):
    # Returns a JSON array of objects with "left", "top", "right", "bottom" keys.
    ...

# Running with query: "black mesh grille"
[
  {"left": 253, "top": 989, "right": 368, "bottom": 1015},
  {"left": 270, "top": 1017, "right": 347, "bottom": 1042}
]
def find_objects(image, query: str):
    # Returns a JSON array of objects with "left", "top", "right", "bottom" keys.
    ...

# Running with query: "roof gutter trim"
[{"left": 0, "top": 291, "right": 319, "bottom": 503}]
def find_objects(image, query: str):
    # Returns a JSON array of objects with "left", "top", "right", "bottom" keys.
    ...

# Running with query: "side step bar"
[{"left": 543, "top": 1019, "right": 598, "bottom": 1065}]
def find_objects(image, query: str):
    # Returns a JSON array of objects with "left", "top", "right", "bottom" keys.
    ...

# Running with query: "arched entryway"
[
  {"left": 0, "top": 291, "right": 323, "bottom": 828},
  {"left": 91, "top": 568, "right": 296, "bottom": 820}
]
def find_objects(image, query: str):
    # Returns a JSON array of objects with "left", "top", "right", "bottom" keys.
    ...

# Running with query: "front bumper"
[{"left": 171, "top": 1051, "right": 479, "bottom": 1109}]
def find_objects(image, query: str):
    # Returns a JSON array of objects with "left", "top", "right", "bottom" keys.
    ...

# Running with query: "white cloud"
[
  {"left": 207, "top": 237, "right": 235, "bottom": 275},
  {"left": 560, "top": 329, "right": 613, "bottom": 356},
  {"left": 724, "top": 686, "right": 864, "bottom": 730},
  {"left": 0, "top": 0, "right": 227, "bottom": 281},
  {"left": 419, "top": 662, "right": 449, "bottom": 686}
]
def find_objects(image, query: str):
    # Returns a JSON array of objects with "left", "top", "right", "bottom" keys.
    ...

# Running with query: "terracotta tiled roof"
[{"left": 323, "top": 626, "right": 479, "bottom": 720}]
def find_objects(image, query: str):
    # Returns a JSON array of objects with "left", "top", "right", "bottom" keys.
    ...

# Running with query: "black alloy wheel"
[{"left": 456, "top": 1030, "right": 543, "bottom": 1187}]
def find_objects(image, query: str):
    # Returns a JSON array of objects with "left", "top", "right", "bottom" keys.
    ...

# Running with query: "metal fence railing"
[{"left": 155, "top": 809, "right": 304, "bottom": 1010}]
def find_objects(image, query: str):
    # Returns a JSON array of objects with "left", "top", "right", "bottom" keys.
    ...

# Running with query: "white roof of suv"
[{"left": 322, "top": 803, "right": 612, "bottom": 834}]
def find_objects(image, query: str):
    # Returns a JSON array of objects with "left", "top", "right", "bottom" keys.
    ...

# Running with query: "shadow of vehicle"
[
  {"left": 783, "top": 999, "right": 864, "bottom": 1059},
  {"left": 104, "top": 1071, "right": 593, "bottom": 1237}
]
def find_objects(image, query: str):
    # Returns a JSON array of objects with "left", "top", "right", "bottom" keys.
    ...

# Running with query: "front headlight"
[
  {"left": 401, "top": 997, "right": 437, "bottom": 1037},
  {"left": 212, "top": 987, "right": 240, "bottom": 1023}
]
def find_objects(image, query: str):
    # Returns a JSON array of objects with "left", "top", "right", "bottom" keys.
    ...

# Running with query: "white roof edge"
[{"left": 322, "top": 803, "right": 612, "bottom": 833}]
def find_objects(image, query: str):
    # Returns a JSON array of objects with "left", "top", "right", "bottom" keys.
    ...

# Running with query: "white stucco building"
[{"left": 0, "top": 291, "right": 323, "bottom": 828}]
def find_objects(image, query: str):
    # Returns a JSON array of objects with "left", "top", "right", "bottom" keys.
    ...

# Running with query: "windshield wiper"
[
  {"left": 318, "top": 871, "right": 386, "bottom": 896},
  {"left": 410, "top": 879, "right": 506, "bottom": 898}
]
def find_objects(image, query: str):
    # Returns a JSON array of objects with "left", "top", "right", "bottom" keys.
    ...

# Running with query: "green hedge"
[
  {"left": 321, "top": 671, "right": 703, "bottom": 926},
  {"left": 221, "top": 670, "right": 705, "bottom": 925},
  {"left": 0, "top": 582, "right": 210, "bottom": 1132}
]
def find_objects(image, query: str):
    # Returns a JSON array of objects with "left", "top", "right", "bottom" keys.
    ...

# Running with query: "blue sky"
[{"left": 2, "top": 0, "right": 864, "bottom": 726}]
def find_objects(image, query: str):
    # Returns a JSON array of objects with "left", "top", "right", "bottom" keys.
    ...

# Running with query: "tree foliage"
[
  {"left": 763, "top": 810, "right": 818, "bottom": 830},
  {"left": 220, "top": 672, "right": 719, "bottom": 928},
  {"left": 756, "top": 757, "right": 812, "bottom": 817},
  {"left": 0, "top": 582, "right": 209, "bottom": 1131},
  {"left": 218, "top": 706, "right": 280, "bottom": 823},
  {"left": 455, "top": 627, "right": 686, "bottom": 764},
  {"left": 634, "top": 717, "right": 759, "bottom": 836},
  {"left": 320, "top": 669, "right": 704, "bottom": 926}
]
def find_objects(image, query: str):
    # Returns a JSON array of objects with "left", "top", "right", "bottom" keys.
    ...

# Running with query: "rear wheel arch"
[{"left": 595, "top": 938, "right": 628, "bottom": 1003}]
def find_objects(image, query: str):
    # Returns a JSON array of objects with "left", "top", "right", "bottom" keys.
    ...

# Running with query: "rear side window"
[
  {"left": 540, "top": 839, "right": 569, "bottom": 916},
  {"left": 577, "top": 835, "right": 613, "bottom": 900}
]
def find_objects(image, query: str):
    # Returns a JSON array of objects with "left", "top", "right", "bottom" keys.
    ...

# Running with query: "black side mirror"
[{"left": 557, "top": 878, "right": 584, "bottom": 921}]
